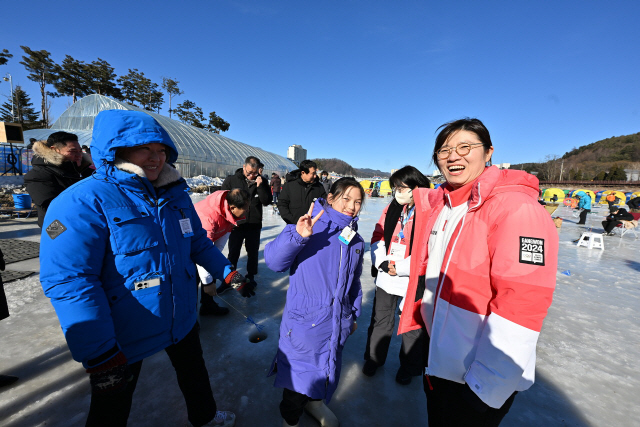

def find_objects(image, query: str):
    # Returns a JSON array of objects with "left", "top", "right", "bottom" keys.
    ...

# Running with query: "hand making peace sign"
[{"left": 296, "top": 202, "right": 324, "bottom": 238}]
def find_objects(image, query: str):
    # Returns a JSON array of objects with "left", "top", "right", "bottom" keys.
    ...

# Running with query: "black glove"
[
  {"left": 378, "top": 261, "right": 390, "bottom": 273},
  {"left": 224, "top": 270, "right": 256, "bottom": 298},
  {"left": 86, "top": 351, "right": 133, "bottom": 395},
  {"left": 461, "top": 383, "right": 490, "bottom": 414},
  {"left": 237, "top": 279, "right": 257, "bottom": 298}
]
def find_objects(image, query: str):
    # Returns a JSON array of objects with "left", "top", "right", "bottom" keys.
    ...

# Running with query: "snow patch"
[
  {"left": 0, "top": 175, "right": 25, "bottom": 189},
  {"left": 185, "top": 175, "right": 223, "bottom": 188}
]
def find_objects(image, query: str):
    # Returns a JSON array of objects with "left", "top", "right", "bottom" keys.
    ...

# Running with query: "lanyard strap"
[{"left": 398, "top": 205, "right": 415, "bottom": 239}]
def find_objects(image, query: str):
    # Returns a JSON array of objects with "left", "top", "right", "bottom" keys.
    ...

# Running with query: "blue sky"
[{"left": 1, "top": 0, "right": 638, "bottom": 174}]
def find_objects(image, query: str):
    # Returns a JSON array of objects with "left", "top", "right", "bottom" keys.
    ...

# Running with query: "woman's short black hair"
[
  {"left": 226, "top": 188, "right": 250, "bottom": 208},
  {"left": 389, "top": 166, "right": 430, "bottom": 189},
  {"left": 328, "top": 177, "right": 365, "bottom": 207},
  {"left": 432, "top": 118, "right": 493, "bottom": 165}
]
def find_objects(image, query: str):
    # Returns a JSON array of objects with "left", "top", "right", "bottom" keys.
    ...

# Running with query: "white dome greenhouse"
[{"left": 23, "top": 94, "right": 296, "bottom": 178}]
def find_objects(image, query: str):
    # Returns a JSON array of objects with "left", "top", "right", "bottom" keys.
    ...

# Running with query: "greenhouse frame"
[{"left": 22, "top": 94, "right": 296, "bottom": 178}]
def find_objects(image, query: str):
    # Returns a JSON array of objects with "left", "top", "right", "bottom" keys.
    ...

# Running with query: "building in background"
[
  {"left": 22, "top": 94, "right": 296, "bottom": 178},
  {"left": 287, "top": 144, "right": 307, "bottom": 164},
  {"left": 496, "top": 163, "right": 511, "bottom": 170}
]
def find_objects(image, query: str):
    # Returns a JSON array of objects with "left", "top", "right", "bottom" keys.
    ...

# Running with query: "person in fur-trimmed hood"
[
  {"left": 24, "top": 131, "right": 94, "bottom": 227},
  {"left": 39, "top": 110, "right": 240, "bottom": 427}
]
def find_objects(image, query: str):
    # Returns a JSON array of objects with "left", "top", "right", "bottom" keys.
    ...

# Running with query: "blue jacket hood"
[{"left": 91, "top": 110, "right": 179, "bottom": 165}]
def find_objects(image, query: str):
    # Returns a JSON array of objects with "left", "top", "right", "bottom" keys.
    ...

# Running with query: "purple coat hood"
[{"left": 265, "top": 198, "right": 364, "bottom": 402}]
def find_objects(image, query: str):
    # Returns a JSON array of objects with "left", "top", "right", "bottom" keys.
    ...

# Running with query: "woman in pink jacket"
[
  {"left": 194, "top": 189, "right": 250, "bottom": 315},
  {"left": 398, "top": 118, "right": 558, "bottom": 426}
]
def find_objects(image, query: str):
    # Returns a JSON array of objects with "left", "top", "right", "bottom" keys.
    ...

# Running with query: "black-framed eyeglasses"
[
  {"left": 436, "top": 142, "right": 484, "bottom": 160},
  {"left": 244, "top": 167, "right": 259, "bottom": 177}
]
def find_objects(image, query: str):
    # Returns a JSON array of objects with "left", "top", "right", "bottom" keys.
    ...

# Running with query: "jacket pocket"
[
  {"left": 286, "top": 306, "right": 333, "bottom": 357},
  {"left": 106, "top": 206, "right": 159, "bottom": 255}
]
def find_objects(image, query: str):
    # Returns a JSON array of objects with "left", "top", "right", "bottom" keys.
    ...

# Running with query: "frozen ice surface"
[{"left": 0, "top": 198, "right": 638, "bottom": 426}]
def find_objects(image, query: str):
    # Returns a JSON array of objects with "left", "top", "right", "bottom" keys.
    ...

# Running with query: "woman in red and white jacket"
[
  {"left": 363, "top": 166, "right": 430, "bottom": 386},
  {"left": 194, "top": 189, "right": 250, "bottom": 315},
  {"left": 398, "top": 118, "right": 558, "bottom": 426}
]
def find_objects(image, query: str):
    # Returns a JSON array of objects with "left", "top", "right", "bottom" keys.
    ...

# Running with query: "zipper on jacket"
[
  {"left": 424, "top": 367, "right": 434, "bottom": 391},
  {"left": 427, "top": 181, "right": 482, "bottom": 371},
  {"left": 143, "top": 193, "right": 157, "bottom": 207}
]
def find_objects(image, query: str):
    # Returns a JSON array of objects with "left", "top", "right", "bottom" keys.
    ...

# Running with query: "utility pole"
[
  {"left": 559, "top": 159, "right": 564, "bottom": 182},
  {"left": 2, "top": 73, "right": 15, "bottom": 122}
]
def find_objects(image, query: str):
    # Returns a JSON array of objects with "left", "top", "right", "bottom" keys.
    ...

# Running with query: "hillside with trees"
[
  {"left": 512, "top": 132, "right": 640, "bottom": 181},
  {"left": 311, "top": 158, "right": 389, "bottom": 178}
]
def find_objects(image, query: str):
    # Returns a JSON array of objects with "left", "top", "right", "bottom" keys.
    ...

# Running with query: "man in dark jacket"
[
  {"left": 277, "top": 160, "right": 327, "bottom": 224},
  {"left": 219, "top": 156, "right": 272, "bottom": 291},
  {"left": 602, "top": 206, "right": 635, "bottom": 235},
  {"left": 628, "top": 196, "right": 640, "bottom": 211},
  {"left": 24, "top": 132, "right": 93, "bottom": 228},
  {"left": 0, "top": 248, "right": 18, "bottom": 387},
  {"left": 270, "top": 173, "right": 282, "bottom": 204},
  {"left": 319, "top": 170, "right": 332, "bottom": 194}
]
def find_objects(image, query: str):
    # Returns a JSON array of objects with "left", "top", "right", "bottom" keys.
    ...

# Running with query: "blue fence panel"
[{"left": 0, "top": 144, "right": 33, "bottom": 174}]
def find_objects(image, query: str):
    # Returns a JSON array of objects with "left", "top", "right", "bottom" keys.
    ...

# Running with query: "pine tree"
[
  {"left": 54, "top": 55, "right": 88, "bottom": 103},
  {"left": 207, "top": 111, "right": 230, "bottom": 134},
  {"left": 0, "top": 85, "right": 40, "bottom": 129},
  {"left": 19, "top": 46, "right": 59, "bottom": 127},
  {"left": 609, "top": 165, "right": 627, "bottom": 181},
  {"left": 174, "top": 100, "right": 205, "bottom": 128},
  {"left": 0, "top": 48, "right": 12, "bottom": 66},
  {"left": 147, "top": 88, "right": 164, "bottom": 113},
  {"left": 85, "top": 58, "right": 122, "bottom": 99},
  {"left": 161, "top": 77, "right": 183, "bottom": 119},
  {"left": 575, "top": 169, "right": 583, "bottom": 181}
]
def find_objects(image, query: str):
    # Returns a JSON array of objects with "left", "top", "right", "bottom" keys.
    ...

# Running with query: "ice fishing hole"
[{"left": 249, "top": 330, "right": 268, "bottom": 343}]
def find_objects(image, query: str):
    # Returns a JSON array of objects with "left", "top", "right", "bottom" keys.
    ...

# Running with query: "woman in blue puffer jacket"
[
  {"left": 575, "top": 190, "right": 592, "bottom": 225},
  {"left": 265, "top": 177, "right": 365, "bottom": 427},
  {"left": 39, "top": 110, "right": 248, "bottom": 427}
]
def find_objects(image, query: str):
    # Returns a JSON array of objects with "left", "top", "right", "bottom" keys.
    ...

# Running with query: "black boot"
[
  {"left": 200, "top": 299, "right": 230, "bottom": 316},
  {"left": 395, "top": 366, "right": 413, "bottom": 385}
]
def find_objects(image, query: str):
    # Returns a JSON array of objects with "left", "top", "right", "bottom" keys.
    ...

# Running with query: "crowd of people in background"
[{"left": 19, "top": 111, "right": 640, "bottom": 426}]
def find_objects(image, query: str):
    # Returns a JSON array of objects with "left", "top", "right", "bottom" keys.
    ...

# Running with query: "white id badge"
[
  {"left": 388, "top": 242, "right": 407, "bottom": 261},
  {"left": 179, "top": 218, "right": 194, "bottom": 237},
  {"left": 339, "top": 226, "right": 356, "bottom": 245}
]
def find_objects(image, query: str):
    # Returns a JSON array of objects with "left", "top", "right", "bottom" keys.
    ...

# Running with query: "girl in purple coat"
[{"left": 265, "top": 178, "right": 365, "bottom": 427}]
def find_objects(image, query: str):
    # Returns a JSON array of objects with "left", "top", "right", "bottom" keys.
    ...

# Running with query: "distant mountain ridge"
[
  {"left": 310, "top": 158, "right": 390, "bottom": 178},
  {"left": 512, "top": 132, "right": 640, "bottom": 180}
]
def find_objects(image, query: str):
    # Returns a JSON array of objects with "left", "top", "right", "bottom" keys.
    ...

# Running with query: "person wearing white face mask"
[{"left": 363, "top": 166, "right": 431, "bottom": 385}]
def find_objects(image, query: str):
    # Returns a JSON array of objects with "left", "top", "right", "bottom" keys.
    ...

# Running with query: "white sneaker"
[
  {"left": 305, "top": 401, "right": 339, "bottom": 427},
  {"left": 203, "top": 410, "right": 236, "bottom": 427}
]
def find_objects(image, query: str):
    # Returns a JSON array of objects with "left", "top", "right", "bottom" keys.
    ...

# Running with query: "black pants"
[
  {"left": 200, "top": 279, "right": 216, "bottom": 307},
  {"left": 602, "top": 220, "right": 621, "bottom": 233},
  {"left": 86, "top": 324, "right": 216, "bottom": 427},
  {"left": 364, "top": 286, "right": 424, "bottom": 375},
  {"left": 423, "top": 375, "right": 517, "bottom": 427},
  {"left": 280, "top": 388, "right": 320, "bottom": 426},
  {"left": 227, "top": 223, "right": 261, "bottom": 278},
  {"left": 578, "top": 209, "right": 590, "bottom": 224}
]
